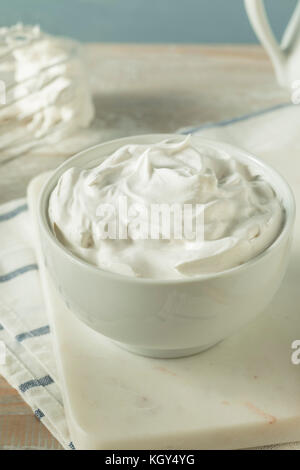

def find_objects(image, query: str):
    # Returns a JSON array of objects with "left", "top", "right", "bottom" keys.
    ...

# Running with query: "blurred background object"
[
  {"left": 1, "top": 0, "right": 298, "bottom": 44},
  {"left": 0, "top": 24, "right": 94, "bottom": 163},
  {"left": 245, "top": 0, "right": 300, "bottom": 88}
]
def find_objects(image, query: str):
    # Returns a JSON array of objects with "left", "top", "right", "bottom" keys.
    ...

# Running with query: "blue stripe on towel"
[
  {"left": 69, "top": 442, "right": 76, "bottom": 450},
  {"left": 0, "top": 203, "right": 28, "bottom": 222},
  {"left": 16, "top": 325, "right": 50, "bottom": 343},
  {"left": 19, "top": 375, "right": 54, "bottom": 393},
  {"left": 0, "top": 264, "right": 38, "bottom": 283},
  {"left": 181, "top": 102, "right": 292, "bottom": 134},
  {"left": 0, "top": 324, "right": 3, "bottom": 331},
  {"left": 34, "top": 409, "right": 45, "bottom": 420}
]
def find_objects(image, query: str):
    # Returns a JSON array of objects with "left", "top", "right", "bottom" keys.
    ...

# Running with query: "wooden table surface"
[{"left": 0, "top": 44, "right": 290, "bottom": 450}]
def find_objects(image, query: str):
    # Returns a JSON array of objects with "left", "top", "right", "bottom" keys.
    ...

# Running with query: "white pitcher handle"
[{"left": 244, "top": 0, "right": 287, "bottom": 85}]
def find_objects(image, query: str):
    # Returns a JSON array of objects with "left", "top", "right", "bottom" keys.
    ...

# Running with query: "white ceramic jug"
[{"left": 245, "top": 0, "right": 300, "bottom": 88}]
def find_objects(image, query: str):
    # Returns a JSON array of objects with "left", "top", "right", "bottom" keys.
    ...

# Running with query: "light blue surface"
[{"left": 0, "top": 0, "right": 298, "bottom": 43}]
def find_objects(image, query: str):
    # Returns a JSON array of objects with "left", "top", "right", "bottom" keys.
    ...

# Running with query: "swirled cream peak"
[{"left": 49, "top": 136, "right": 284, "bottom": 279}]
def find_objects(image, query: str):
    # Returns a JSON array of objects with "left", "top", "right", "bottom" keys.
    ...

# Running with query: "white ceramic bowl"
[{"left": 38, "top": 134, "right": 296, "bottom": 358}]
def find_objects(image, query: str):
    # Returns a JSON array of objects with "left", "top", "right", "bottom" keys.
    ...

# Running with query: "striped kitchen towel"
[
  {"left": 0, "top": 101, "right": 300, "bottom": 450},
  {"left": 0, "top": 199, "right": 74, "bottom": 449}
]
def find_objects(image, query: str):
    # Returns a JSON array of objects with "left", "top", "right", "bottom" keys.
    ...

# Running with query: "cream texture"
[
  {"left": 49, "top": 136, "right": 284, "bottom": 279},
  {"left": 0, "top": 24, "right": 94, "bottom": 154}
]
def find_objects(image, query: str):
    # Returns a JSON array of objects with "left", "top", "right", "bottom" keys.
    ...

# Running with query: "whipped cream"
[
  {"left": 49, "top": 136, "right": 284, "bottom": 279},
  {"left": 0, "top": 24, "right": 94, "bottom": 154}
]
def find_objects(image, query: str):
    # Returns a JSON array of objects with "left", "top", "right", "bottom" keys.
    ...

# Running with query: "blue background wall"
[{"left": 1, "top": 0, "right": 298, "bottom": 43}]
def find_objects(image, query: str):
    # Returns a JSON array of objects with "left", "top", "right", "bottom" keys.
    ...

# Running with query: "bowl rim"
[{"left": 38, "top": 133, "right": 296, "bottom": 285}]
